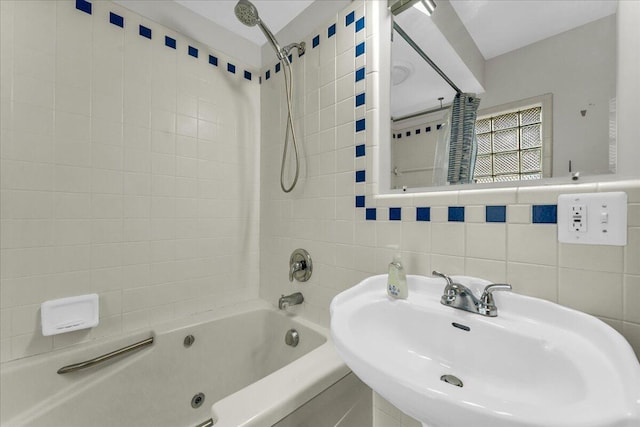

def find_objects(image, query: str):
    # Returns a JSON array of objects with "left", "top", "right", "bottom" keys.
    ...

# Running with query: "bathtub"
[{"left": 0, "top": 300, "right": 354, "bottom": 427}]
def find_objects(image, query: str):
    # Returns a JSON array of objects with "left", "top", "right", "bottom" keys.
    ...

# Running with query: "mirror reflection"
[{"left": 389, "top": 0, "right": 617, "bottom": 190}]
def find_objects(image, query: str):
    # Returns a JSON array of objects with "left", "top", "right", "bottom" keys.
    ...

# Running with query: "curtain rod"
[{"left": 393, "top": 21, "right": 462, "bottom": 95}]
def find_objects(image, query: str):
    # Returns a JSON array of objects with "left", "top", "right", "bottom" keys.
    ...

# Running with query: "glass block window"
[{"left": 474, "top": 106, "right": 543, "bottom": 182}]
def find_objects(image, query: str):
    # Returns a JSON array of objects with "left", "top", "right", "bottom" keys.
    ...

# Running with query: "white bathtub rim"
[{"left": 209, "top": 336, "right": 350, "bottom": 427}]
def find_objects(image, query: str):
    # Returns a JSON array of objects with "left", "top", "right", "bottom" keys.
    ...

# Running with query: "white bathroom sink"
[{"left": 330, "top": 274, "right": 640, "bottom": 427}]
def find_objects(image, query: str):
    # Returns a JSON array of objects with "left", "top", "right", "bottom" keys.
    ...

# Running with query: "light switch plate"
[{"left": 558, "top": 192, "right": 627, "bottom": 245}]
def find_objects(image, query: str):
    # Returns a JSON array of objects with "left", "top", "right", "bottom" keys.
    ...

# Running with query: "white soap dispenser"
[{"left": 387, "top": 254, "right": 408, "bottom": 299}]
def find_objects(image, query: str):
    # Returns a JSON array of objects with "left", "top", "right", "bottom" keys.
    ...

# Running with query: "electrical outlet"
[
  {"left": 570, "top": 204, "right": 587, "bottom": 232},
  {"left": 558, "top": 192, "right": 627, "bottom": 246}
]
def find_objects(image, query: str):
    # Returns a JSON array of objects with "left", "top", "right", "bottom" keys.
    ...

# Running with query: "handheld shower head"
[
  {"left": 234, "top": 0, "right": 285, "bottom": 60},
  {"left": 234, "top": 0, "right": 259, "bottom": 27}
]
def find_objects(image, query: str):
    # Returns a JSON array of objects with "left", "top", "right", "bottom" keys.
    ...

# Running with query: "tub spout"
[{"left": 279, "top": 292, "right": 304, "bottom": 310}]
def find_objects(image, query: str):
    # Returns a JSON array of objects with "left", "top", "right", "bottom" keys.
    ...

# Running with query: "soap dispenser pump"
[{"left": 387, "top": 254, "right": 408, "bottom": 299}]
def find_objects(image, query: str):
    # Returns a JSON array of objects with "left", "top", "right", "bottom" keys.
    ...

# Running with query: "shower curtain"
[{"left": 432, "top": 93, "right": 480, "bottom": 185}]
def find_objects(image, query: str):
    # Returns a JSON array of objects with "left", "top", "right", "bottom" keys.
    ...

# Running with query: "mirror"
[{"left": 389, "top": 0, "right": 617, "bottom": 190}]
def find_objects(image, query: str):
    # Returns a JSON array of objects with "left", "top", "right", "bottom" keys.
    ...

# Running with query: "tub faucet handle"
[{"left": 289, "top": 249, "right": 312, "bottom": 282}]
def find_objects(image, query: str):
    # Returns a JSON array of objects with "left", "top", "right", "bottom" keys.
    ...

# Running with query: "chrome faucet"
[
  {"left": 432, "top": 271, "right": 511, "bottom": 317},
  {"left": 279, "top": 292, "right": 304, "bottom": 310}
]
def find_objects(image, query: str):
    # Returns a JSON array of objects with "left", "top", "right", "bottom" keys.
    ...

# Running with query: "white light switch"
[{"left": 558, "top": 192, "right": 627, "bottom": 245}]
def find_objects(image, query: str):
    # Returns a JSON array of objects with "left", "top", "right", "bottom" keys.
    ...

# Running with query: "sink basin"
[{"left": 330, "top": 274, "right": 640, "bottom": 427}]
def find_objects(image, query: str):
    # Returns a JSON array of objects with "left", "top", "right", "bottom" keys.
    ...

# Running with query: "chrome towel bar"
[
  {"left": 57, "top": 336, "right": 154, "bottom": 374},
  {"left": 194, "top": 419, "right": 214, "bottom": 427}
]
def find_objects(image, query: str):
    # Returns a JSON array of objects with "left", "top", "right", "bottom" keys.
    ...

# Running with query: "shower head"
[
  {"left": 234, "top": 0, "right": 285, "bottom": 60},
  {"left": 234, "top": 0, "right": 259, "bottom": 27}
]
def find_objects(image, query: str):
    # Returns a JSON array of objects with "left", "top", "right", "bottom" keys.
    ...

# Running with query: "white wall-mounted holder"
[
  {"left": 41, "top": 294, "right": 99, "bottom": 336},
  {"left": 558, "top": 192, "right": 627, "bottom": 246}
]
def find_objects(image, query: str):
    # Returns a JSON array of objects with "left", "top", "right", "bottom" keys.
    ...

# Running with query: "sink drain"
[
  {"left": 191, "top": 392, "right": 205, "bottom": 408},
  {"left": 440, "top": 374, "right": 463, "bottom": 387}
]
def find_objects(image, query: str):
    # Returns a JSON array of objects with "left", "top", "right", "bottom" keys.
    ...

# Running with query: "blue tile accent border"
[
  {"left": 313, "top": 35, "right": 320, "bottom": 48},
  {"left": 355, "top": 144, "right": 365, "bottom": 157},
  {"left": 188, "top": 46, "right": 198, "bottom": 58},
  {"left": 109, "top": 12, "right": 124, "bottom": 28},
  {"left": 448, "top": 206, "right": 465, "bottom": 222},
  {"left": 346, "top": 11, "right": 355, "bottom": 26},
  {"left": 389, "top": 207, "right": 401, "bottom": 221},
  {"left": 76, "top": 0, "right": 92, "bottom": 15},
  {"left": 416, "top": 207, "right": 431, "bottom": 222},
  {"left": 355, "top": 170, "right": 365, "bottom": 183},
  {"left": 265, "top": 70, "right": 270, "bottom": 80},
  {"left": 139, "top": 25, "right": 152, "bottom": 39},
  {"left": 355, "top": 42, "right": 365, "bottom": 57},
  {"left": 165, "top": 36, "right": 176, "bottom": 49},
  {"left": 355, "top": 17, "right": 365, "bottom": 32},
  {"left": 209, "top": 55, "right": 218, "bottom": 66},
  {"left": 355, "top": 195, "right": 365, "bottom": 208},
  {"left": 366, "top": 208, "right": 377, "bottom": 221},
  {"left": 328, "top": 23, "right": 336, "bottom": 38},
  {"left": 355, "top": 67, "right": 365, "bottom": 82},
  {"left": 355, "top": 118, "right": 365, "bottom": 132},
  {"left": 532, "top": 205, "right": 557, "bottom": 224},
  {"left": 244, "top": 70, "right": 252, "bottom": 81},
  {"left": 486, "top": 205, "right": 506, "bottom": 223},
  {"left": 275, "top": 63, "right": 281, "bottom": 73},
  {"left": 227, "top": 63, "right": 236, "bottom": 74},
  {"left": 355, "top": 93, "right": 365, "bottom": 107}
]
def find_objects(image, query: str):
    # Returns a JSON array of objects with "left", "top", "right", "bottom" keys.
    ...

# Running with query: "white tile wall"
[
  {"left": 260, "top": 1, "right": 640, "bottom": 426},
  {"left": 0, "top": 0, "right": 260, "bottom": 362}
]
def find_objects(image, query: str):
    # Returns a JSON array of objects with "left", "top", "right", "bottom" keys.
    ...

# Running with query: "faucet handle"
[
  {"left": 478, "top": 284, "right": 512, "bottom": 316},
  {"left": 432, "top": 270, "right": 453, "bottom": 287}
]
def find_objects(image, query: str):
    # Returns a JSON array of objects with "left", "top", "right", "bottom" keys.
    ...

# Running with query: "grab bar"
[
  {"left": 194, "top": 419, "right": 214, "bottom": 427},
  {"left": 57, "top": 337, "right": 154, "bottom": 374}
]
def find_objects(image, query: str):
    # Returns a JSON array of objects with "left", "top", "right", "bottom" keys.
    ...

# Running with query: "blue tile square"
[
  {"left": 288, "top": 54, "right": 293, "bottom": 63},
  {"left": 265, "top": 70, "right": 270, "bottom": 80},
  {"left": 486, "top": 205, "right": 506, "bottom": 223},
  {"left": 328, "top": 23, "right": 336, "bottom": 38},
  {"left": 355, "top": 170, "right": 365, "bottom": 183},
  {"left": 448, "top": 206, "right": 465, "bottom": 222},
  {"left": 355, "top": 67, "right": 365, "bottom": 82},
  {"left": 275, "top": 62, "right": 281, "bottom": 73},
  {"left": 416, "top": 128, "right": 421, "bottom": 134},
  {"left": 426, "top": 126, "right": 431, "bottom": 132},
  {"left": 109, "top": 12, "right": 124, "bottom": 28},
  {"left": 139, "top": 25, "right": 152, "bottom": 39},
  {"left": 259, "top": 76, "right": 262, "bottom": 84},
  {"left": 406, "top": 131, "right": 410, "bottom": 137},
  {"left": 313, "top": 35, "right": 320, "bottom": 48},
  {"left": 355, "top": 93, "right": 365, "bottom": 107},
  {"left": 355, "top": 42, "right": 365, "bottom": 57},
  {"left": 532, "top": 205, "right": 557, "bottom": 224},
  {"left": 76, "top": 0, "right": 92, "bottom": 14},
  {"left": 346, "top": 11, "right": 355, "bottom": 26},
  {"left": 355, "top": 144, "right": 365, "bottom": 157},
  {"left": 355, "top": 17, "right": 365, "bottom": 32},
  {"left": 366, "top": 208, "right": 377, "bottom": 221},
  {"left": 227, "top": 63, "right": 236, "bottom": 74},
  {"left": 188, "top": 46, "right": 198, "bottom": 58},
  {"left": 355, "top": 118, "right": 366, "bottom": 132},
  {"left": 355, "top": 195, "right": 365, "bottom": 208},
  {"left": 416, "top": 207, "right": 431, "bottom": 221},
  {"left": 397, "top": 133, "right": 402, "bottom": 139},
  {"left": 389, "top": 207, "right": 401, "bottom": 221},
  {"left": 165, "top": 36, "right": 176, "bottom": 49},
  {"left": 244, "top": 70, "right": 252, "bottom": 81},
  {"left": 437, "top": 124, "right": 442, "bottom": 130},
  {"left": 209, "top": 55, "right": 218, "bottom": 66}
]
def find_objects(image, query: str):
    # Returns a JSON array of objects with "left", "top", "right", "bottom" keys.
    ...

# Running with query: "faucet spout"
[
  {"left": 279, "top": 292, "right": 304, "bottom": 310},
  {"left": 433, "top": 271, "right": 511, "bottom": 317}
]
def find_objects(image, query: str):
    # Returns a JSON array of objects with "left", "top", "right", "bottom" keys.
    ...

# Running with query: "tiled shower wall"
[
  {"left": 259, "top": 1, "right": 640, "bottom": 424},
  {"left": 0, "top": 0, "right": 260, "bottom": 363}
]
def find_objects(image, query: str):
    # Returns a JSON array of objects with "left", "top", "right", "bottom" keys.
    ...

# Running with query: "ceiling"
[
  {"left": 175, "top": 0, "right": 315, "bottom": 46},
  {"left": 449, "top": 0, "right": 618, "bottom": 59}
]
